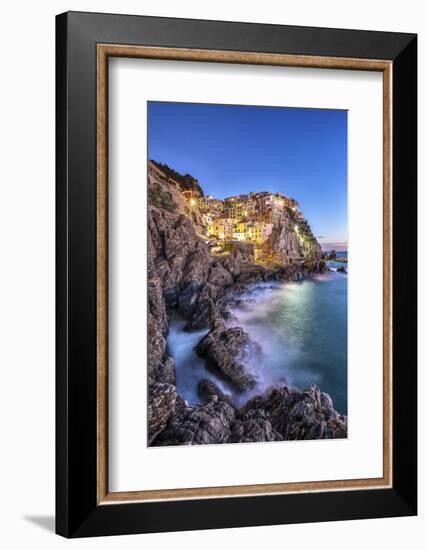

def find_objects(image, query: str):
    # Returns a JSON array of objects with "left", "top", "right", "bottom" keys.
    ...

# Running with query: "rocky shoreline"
[
  {"left": 147, "top": 164, "right": 347, "bottom": 445},
  {"left": 150, "top": 382, "right": 347, "bottom": 446}
]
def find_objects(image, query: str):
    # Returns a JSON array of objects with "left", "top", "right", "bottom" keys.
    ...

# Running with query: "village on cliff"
[{"left": 148, "top": 159, "right": 321, "bottom": 266}]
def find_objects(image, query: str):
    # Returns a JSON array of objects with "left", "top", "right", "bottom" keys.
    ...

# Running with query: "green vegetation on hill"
[
  {"left": 285, "top": 205, "right": 297, "bottom": 220},
  {"left": 151, "top": 160, "right": 204, "bottom": 197},
  {"left": 148, "top": 183, "right": 178, "bottom": 213},
  {"left": 296, "top": 219, "right": 318, "bottom": 245}
]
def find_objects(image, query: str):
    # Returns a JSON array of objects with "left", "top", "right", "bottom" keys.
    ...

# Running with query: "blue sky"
[{"left": 148, "top": 102, "right": 347, "bottom": 250}]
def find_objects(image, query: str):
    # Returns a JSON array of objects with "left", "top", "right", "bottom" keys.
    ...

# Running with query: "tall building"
[
  {"left": 233, "top": 221, "right": 273, "bottom": 244},
  {"left": 207, "top": 217, "right": 234, "bottom": 240},
  {"left": 197, "top": 188, "right": 300, "bottom": 245}
]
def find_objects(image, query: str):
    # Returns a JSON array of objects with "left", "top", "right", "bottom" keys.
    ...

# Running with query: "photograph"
[{"left": 147, "top": 101, "right": 348, "bottom": 446}]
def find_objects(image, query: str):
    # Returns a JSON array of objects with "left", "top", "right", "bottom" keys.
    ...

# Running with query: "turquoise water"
[
  {"left": 229, "top": 264, "right": 347, "bottom": 414},
  {"left": 168, "top": 259, "right": 348, "bottom": 415}
]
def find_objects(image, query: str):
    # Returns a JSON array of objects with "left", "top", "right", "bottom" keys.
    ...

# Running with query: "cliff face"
[
  {"left": 295, "top": 219, "right": 323, "bottom": 259},
  {"left": 148, "top": 161, "right": 206, "bottom": 229},
  {"left": 147, "top": 198, "right": 249, "bottom": 386},
  {"left": 150, "top": 159, "right": 204, "bottom": 198},
  {"left": 146, "top": 162, "right": 343, "bottom": 445},
  {"left": 264, "top": 212, "right": 322, "bottom": 266},
  {"left": 147, "top": 202, "right": 262, "bottom": 387}
]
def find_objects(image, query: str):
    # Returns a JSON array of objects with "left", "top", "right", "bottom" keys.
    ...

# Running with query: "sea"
[{"left": 167, "top": 251, "right": 348, "bottom": 415}]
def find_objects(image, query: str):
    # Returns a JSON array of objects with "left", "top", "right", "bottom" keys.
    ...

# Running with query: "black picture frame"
[{"left": 56, "top": 11, "right": 417, "bottom": 538}]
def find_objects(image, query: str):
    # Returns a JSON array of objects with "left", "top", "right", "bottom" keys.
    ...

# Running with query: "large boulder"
[
  {"left": 177, "top": 282, "right": 222, "bottom": 330},
  {"left": 264, "top": 385, "right": 347, "bottom": 440},
  {"left": 269, "top": 219, "right": 301, "bottom": 264},
  {"left": 197, "top": 378, "right": 233, "bottom": 406},
  {"left": 196, "top": 325, "right": 257, "bottom": 392},
  {"left": 207, "top": 261, "right": 234, "bottom": 287},
  {"left": 147, "top": 276, "right": 168, "bottom": 383},
  {"left": 153, "top": 395, "right": 235, "bottom": 445},
  {"left": 230, "top": 409, "right": 282, "bottom": 443},
  {"left": 147, "top": 383, "right": 177, "bottom": 443},
  {"left": 149, "top": 207, "right": 212, "bottom": 289}
]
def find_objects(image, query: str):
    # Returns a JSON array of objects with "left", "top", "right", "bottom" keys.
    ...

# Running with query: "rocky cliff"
[
  {"left": 150, "top": 159, "right": 205, "bottom": 198},
  {"left": 257, "top": 210, "right": 322, "bottom": 267},
  {"left": 147, "top": 162, "right": 345, "bottom": 445}
]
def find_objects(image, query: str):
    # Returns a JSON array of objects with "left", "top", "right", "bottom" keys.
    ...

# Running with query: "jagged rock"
[
  {"left": 147, "top": 276, "right": 168, "bottom": 383},
  {"left": 234, "top": 264, "right": 276, "bottom": 285},
  {"left": 152, "top": 382, "right": 347, "bottom": 445},
  {"left": 316, "top": 259, "right": 326, "bottom": 272},
  {"left": 225, "top": 242, "right": 255, "bottom": 264},
  {"left": 240, "top": 386, "right": 291, "bottom": 416},
  {"left": 320, "top": 391, "right": 334, "bottom": 412},
  {"left": 299, "top": 239, "right": 322, "bottom": 260},
  {"left": 196, "top": 326, "right": 257, "bottom": 392},
  {"left": 148, "top": 160, "right": 205, "bottom": 228},
  {"left": 160, "top": 357, "right": 176, "bottom": 385},
  {"left": 149, "top": 160, "right": 205, "bottom": 199},
  {"left": 231, "top": 409, "right": 283, "bottom": 443},
  {"left": 265, "top": 385, "right": 347, "bottom": 440},
  {"left": 147, "top": 182, "right": 223, "bottom": 378},
  {"left": 336, "top": 266, "right": 347, "bottom": 273},
  {"left": 147, "top": 383, "right": 177, "bottom": 443},
  {"left": 303, "top": 259, "right": 326, "bottom": 273},
  {"left": 153, "top": 396, "right": 235, "bottom": 445},
  {"left": 176, "top": 281, "right": 204, "bottom": 318},
  {"left": 218, "top": 254, "right": 242, "bottom": 278},
  {"left": 177, "top": 282, "right": 222, "bottom": 330},
  {"left": 181, "top": 240, "right": 213, "bottom": 283},
  {"left": 149, "top": 207, "right": 212, "bottom": 289},
  {"left": 207, "top": 261, "right": 234, "bottom": 286},
  {"left": 268, "top": 220, "right": 301, "bottom": 264},
  {"left": 197, "top": 379, "right": 233, "bottom": 405}
]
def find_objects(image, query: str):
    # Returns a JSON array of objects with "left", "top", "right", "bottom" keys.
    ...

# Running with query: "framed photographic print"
[{"left": 56, "top": 11, "right": 417, "bottom": 537}]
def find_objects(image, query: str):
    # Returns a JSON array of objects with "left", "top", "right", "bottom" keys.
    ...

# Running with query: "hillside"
[{"left": 150, "top": 159, "right": 204, "bottom": 198}]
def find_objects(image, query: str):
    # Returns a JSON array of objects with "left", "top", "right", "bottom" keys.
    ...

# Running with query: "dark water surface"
[{"left": 168, "top": 258, "right": 348, "bottom": 415}]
